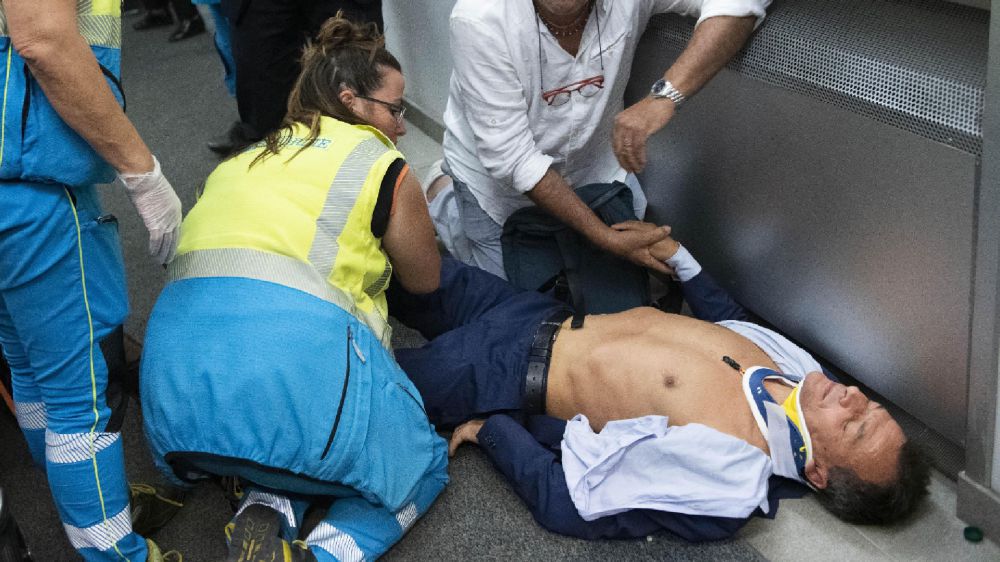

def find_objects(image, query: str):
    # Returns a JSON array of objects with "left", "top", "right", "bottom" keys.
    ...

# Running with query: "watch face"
[{"left": 651, "top": 79, "right": 666, "bottom": 95}]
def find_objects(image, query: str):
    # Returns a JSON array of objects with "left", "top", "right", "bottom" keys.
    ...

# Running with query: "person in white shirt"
[{"left": 436, "top": 0, "right": 770, "bottom": 279}]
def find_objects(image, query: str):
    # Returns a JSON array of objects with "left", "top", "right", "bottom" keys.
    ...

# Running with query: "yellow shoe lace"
[
  {"left": 146, "top": 539, "right": 183, "bottom": 562},
  {"left": 224, "top": 476, "right": 245, "bottom": 501},
  {"left": 130, "top": 483, "right": 185, "bottom": 508},
  {"left": 130, "top": 483, "right": 157, "bottom": 496}
]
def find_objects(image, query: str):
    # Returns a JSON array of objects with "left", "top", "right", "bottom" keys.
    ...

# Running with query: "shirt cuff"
[
  {"left": 512, "top": 151, "right": 555, "bottom": 195},
  {"left": 666, "top": 244, "right": 702, "bottom": 282},
  {"left": 696, "top": 0, "right": 770, "bottom": 29}
]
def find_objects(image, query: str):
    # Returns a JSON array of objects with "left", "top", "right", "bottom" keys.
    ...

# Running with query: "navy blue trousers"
[
  {"left": 389, "top": 258, "right": 569, "bottom": 427},
  {"left": 388, "top": 259, "right": 757, "bottom": 541}
]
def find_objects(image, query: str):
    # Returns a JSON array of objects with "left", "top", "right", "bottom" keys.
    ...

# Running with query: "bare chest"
[{"left": 548, "top": 313, "right": 779, "bottom": 451}]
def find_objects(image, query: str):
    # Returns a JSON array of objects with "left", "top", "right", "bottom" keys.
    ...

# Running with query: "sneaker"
[
  {"left": 207, "top": 122, "right": 259, "bottom": 156},
  {"left": 291, "top": 541, "right": 318, "bottom": 562},
  {"left": 220, "top": 476, "right": 245, "bottom": 512},
  {"left": 145, "top": 538, "right": 182, "bottom": 562},
  {"left": 225, "top": 504, "right": 315, "bottom": 562},
  {"left": 130, "top": 483, "right": 185, "bottom": 537},
  {"left": 132, "top": 10, "right": 173, "bottom": 31},
  {"left": 167, "top": 15, "right": 206, "bottom": 43},
  {"left": 422, "top": 159, "right": 451, "bottom": 203}
]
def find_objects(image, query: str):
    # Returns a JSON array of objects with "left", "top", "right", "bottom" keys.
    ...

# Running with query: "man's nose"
[{"left": 840, "top": 386, "right": 867, "bottom": 412}]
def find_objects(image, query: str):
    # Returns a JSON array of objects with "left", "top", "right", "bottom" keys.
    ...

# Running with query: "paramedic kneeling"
[{"left": 140, "top": 16, "right": 447, "bottom": 562}]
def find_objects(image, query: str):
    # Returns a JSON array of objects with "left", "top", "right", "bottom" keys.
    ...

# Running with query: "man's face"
[
  {"left": 536, "top": 0, "right": 591, "bottom": 17},
  {"left": 799, "top": 373, "right": 906, "bottom": 488}
]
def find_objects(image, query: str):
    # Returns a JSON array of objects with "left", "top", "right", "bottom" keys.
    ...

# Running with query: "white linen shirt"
[{"left": 442, "top": 0, "right": 769, "bottom": 225}]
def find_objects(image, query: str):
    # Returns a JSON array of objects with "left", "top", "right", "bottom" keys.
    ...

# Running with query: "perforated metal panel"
[
  {"left": 647, "top": 0, "right": 988, "bottom": 155},
  {"left": 629, "top": 0, "right": 989, "bottom": 445}
]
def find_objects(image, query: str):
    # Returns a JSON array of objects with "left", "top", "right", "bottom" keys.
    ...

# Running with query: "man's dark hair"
[{"left": 814, "top": 440, "right": 930, "bottom": 525}]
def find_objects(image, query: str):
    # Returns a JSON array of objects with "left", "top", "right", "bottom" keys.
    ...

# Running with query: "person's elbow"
[
  {"left": 401, "top": 272, "right": 440, "bottom": 295},
  {"left": 10, "top": 24, "right": 69, "bottom": 67},
  {"left": 396, "top": 256, "right": 441, "bottom": 295}
]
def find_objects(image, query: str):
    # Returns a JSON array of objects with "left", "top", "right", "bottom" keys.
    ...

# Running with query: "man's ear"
[{"left": 805, "top": 459, "right": 828, "bottom": 489}]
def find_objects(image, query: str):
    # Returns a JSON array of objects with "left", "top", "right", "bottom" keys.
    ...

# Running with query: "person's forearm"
[
  {"left": 6, "top": 0, "right": 153, "bottom": 173},
  {"left": 662, "top": 15, "right": 756, "bottom": 97},
  {"left": 526, "top": 169, "right": 611, "bottom": 249}
]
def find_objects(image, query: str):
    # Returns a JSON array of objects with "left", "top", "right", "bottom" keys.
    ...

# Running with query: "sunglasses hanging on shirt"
[{"left": 535, "top": 0, "right": 605, "bottom": 107}]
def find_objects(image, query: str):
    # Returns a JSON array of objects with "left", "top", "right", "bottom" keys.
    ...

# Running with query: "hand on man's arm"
[
  {"left": 613, "top": 220, "right": 751, "bottom": 320},
  {"left": 612, "top": 15, "right": 757, "bottom": 172},
  {"left": 527, "top": 170, "right": 672, "bottom": 274},
  {"left": 5, "top": 0, "right": 182, "bottom": 263},
  {"left": 611, "top": 220, "right": 679, "bottom": 262}
]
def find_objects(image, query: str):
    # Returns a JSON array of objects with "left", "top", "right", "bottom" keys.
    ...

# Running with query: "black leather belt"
[{"left": 523, "top": 309, "right": 572, "bottom": 416}]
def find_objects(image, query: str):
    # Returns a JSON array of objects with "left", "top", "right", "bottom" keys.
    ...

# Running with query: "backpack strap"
[{"left": 554, "top": 229, "right": 586, "bottom": 329}]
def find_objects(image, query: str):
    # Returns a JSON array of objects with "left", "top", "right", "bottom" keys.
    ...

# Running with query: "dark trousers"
[
  {"left": 388, "top": 258, "right": 569, "bottom": 428},
  {"left": 220, "top": 0, "right": 384, "bottom": 139},
  {"left": 141, "top": 0, "right": 199, "bottom": 20}
]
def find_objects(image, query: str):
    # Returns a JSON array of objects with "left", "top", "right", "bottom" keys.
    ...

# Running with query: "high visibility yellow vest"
[
  {"left": 170, "top": 117, "right": 405, "bottom": 346},
  {"left": 0, "top": 0, "right": 121, "bottom": 49}
]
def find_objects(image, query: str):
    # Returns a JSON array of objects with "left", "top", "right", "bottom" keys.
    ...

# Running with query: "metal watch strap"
[{"left": 651, "top": 78, "right": 686, "bottom": 106}]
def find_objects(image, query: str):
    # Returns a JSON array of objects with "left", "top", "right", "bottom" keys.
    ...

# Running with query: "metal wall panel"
[
  {"left": 384, "top": 1, "right": 456, "bottom": 131},
  {"left": 629, "top": 1, "right": 988, "bottom": 444}
]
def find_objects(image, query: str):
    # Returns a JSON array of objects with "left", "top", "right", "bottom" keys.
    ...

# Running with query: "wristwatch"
[{"left": 650, "top": 78, "right": 686, "bottom": 106}]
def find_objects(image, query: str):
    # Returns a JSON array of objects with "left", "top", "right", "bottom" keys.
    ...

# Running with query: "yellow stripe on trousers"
[
  {"left": 65, "top": 189, "right": 131, "bottom": 562},
  {"left": 0, "top": 48, "right": 11, "bottom": 170}
]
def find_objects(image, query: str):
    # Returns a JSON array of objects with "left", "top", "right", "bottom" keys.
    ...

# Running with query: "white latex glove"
[{"left": 117, "top": 156, "right": 182, "bottom": 265}]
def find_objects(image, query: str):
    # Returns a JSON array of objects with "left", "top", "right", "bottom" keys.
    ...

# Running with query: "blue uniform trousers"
[
  {"left": 0, "top": 182, "right": 146, "bottom": 561},
  {"left": 228, "top": 437, "right": 447, "bottom": 561},
  {"left": 142, "top": 276, "right": 448, "bottom": 559}
]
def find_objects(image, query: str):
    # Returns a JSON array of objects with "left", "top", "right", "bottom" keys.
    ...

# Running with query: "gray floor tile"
[
  {"left": 856, "top": 472, "right": 1000, "bottom": 562},
  {"left": 742, "top": 495, "right": 889, "bottom": 561}
]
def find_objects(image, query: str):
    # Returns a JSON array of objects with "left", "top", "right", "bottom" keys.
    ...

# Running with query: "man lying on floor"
[{"left": 387, "top": 224, "right": 930, "bottom": 541}]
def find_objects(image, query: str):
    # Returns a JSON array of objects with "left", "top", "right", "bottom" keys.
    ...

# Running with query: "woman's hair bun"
[{"left": 315, "top": 11, "right": 383, "bottom": 55}]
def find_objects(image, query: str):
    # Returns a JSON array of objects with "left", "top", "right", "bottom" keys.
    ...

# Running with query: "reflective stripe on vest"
[
  {"left": 177, "top": 118, "right": 401, "bottom": 345},
  {"left": 168, "top": 248, "right": 394, "bottom": 347},
  {"left": 309, "top": 135, "right": 390, "bottom": 279},
  {"left": 0, "top": 1, "right": 122, "bottom": 48}
]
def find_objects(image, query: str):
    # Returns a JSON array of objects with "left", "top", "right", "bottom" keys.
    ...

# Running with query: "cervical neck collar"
[{"left": 742, "top": 366, "right": 814, "bottom": 488}]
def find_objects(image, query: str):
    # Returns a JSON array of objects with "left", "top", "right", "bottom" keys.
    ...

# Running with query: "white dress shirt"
[{"left": 442, "top": 0, "right": 770, "bottom": 225}]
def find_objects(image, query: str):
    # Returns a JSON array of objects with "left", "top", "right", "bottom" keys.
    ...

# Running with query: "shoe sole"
[{"left": 226, "top": 504, "right": 288, "bottom": 562}]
